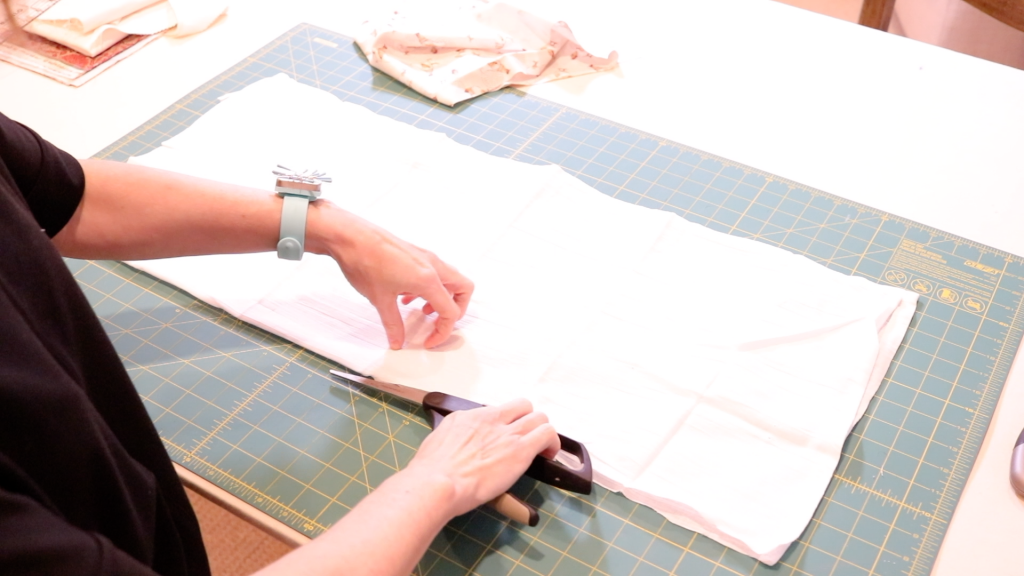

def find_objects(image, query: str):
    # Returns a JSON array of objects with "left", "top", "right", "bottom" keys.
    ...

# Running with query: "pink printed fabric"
[{"left": 355, "top": 2, "right": 619, "bottom": 106}]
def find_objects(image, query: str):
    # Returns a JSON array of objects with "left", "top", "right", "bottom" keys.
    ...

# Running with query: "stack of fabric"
[
  {"left": 124, "top": 75, "right": 918, "bottom": 564},
  {"left": 25, "top": 0, "right": 227, "bottom": 57}
]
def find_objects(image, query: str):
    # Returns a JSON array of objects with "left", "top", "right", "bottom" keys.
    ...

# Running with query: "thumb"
[{"left": 374, "top": 297, "right": 406, "bottom": 350}]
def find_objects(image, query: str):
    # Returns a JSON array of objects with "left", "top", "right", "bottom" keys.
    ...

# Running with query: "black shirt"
[{"left": 0, "top": 113, "right": 209, "bottom": 575}]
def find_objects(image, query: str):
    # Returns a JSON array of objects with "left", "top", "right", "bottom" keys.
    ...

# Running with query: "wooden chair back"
[{"left": 859, "top": 0, "right": 1024, "bottom": 32}]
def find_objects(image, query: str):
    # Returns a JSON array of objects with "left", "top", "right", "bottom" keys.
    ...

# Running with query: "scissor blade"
[{"left": 329, "top": 370, "right": 427, "bottom": 404}]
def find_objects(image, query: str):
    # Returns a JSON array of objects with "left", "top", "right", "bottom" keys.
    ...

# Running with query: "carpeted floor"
[{"left": 185, "top": 488, "right": 293, "bottom": 576}]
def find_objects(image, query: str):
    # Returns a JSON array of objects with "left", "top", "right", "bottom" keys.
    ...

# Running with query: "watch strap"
[
  {"left": 277, "top": 194, "right": 310, "bottom": 261},
  {"left": 272, "top": 166, "right": 330, "bottom": 261}
]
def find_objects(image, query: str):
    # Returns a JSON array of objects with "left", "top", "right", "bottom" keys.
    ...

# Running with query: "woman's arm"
[
  {"left": 253, "top": 399, "right": 560, "bottom": 576},
  {"left": 53, "top": 159, "right": 473, "bottom": 349}
]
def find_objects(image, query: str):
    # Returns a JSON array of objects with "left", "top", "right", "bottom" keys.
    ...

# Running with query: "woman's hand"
[
  {"left": 253, "top": 399, "right": 558, "bottom": 576},
  {"left": 403, "top": 399, "right": 561, "bottom": 519},
  {"left": 307, "top": 201, "right": 474, "bottom": 350}
]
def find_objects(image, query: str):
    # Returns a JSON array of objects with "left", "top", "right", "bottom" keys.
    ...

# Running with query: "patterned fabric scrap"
[{"left": 355, "top": 2, "right": 619, "bottom": 106}]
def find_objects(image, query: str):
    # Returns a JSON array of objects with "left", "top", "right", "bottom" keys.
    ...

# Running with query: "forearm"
[
  {"left": 54, "top": 158, "right": 355, "bottom": 261},
  {"left": 55, "top": 159, "right": 472, "bottom": 348},
  {"left": 253, "top": 469, "right": 456, "bottom": 576},
  {"left": 53, "top": 159, "right": 280, "bottom": 259}
]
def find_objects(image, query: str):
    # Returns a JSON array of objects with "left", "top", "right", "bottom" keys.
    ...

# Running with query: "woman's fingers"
[
  {"left": 496, "top": 398, "right": 534, "bottom": 424},
  {"left": 523, "top": 422, "right": 561, "bottom": 459},
  {"left": 373, "top": 297, "right": 406, "bottom": 350},
  {"left": 511, "top": 411, "right": 560, "bottom": 459},
  {"left": 386, "top": 262, "right": 473, "bottom": 349},
  {"left": 452, "top": 287, "right": 472, "bottom": 317},
  {"left": 419, "top": 277, "right": 463, "bottom": 348},
  {"left": 437, "top": 262, "right": 474, "bottom": 318},
  {"left": 509, "top": 409, "right": 549, "bottom": 435}
]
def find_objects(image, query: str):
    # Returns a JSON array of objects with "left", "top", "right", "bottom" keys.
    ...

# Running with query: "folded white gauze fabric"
[
  {"left": 25, "top": 0, "right": 227, "bottom": 57},
  {"left": 356, "top": 2, "right": 618, "bottom": 106},
  {"left": 124, "top": 75, "right": 918, "bottom": 564}
]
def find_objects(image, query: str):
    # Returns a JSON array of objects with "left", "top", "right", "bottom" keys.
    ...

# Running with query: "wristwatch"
[{"left": 273, "top": 166, "right": 331, "bottom": 260}]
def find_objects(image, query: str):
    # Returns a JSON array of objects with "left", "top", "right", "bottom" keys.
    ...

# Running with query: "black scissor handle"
[{"left": 423, "top": 392, "right": 593, "bottom": 495}]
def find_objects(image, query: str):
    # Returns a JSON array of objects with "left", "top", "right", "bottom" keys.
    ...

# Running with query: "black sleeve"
[
  {"left": 0, "top": 112, "right": 85, "bottom": 237},
  {"left": 0, "top": 489, "right": 160, "bottom": 576}
]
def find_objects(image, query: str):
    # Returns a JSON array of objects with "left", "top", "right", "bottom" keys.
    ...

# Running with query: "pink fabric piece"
[{"left": 355, "top": 2, "right": 618, "bottom": 106}]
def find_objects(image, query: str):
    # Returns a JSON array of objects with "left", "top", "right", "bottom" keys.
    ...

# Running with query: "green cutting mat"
[{"left": 76, "top": 24, "right": 1024, "bottom": 576}]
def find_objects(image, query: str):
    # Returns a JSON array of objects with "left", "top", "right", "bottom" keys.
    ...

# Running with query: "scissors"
[
  {"left": 329, "top": 370, "right": 593, "bottom": 526},
  {"left": 1012, "top": 426, "right": 1024, "bottom": 497}
]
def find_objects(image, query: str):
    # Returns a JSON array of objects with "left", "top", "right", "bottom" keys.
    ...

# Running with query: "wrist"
[
  {"left": 383, "top": 466, "right": 462, "bottom": 523},
  {"left": 303, "top": 199, "right": 354, "bottom": 257}
]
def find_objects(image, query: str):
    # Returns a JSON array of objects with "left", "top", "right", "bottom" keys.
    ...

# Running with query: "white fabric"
[
  {"left": 124, "top": 75, "right": 918, "bottom": 563},
  {"left": 355, "top": 2, "right": 618, "bottom": 106},
  {"left": 25, "top": 0, "right": 227, "bottom": 57}
]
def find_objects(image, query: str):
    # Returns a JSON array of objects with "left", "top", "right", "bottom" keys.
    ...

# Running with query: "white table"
[{"left": 2, "top": 1, "right": 1021, "bottom": 573}]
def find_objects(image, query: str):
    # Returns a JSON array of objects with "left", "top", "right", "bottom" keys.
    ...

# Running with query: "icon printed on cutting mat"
[
  {"left": 962, "top": 296, "right": 987, "bottom": 313},
  {"left": 910, "top": 278, "right": 934, "bottom": 295},
  {"left": 937, "top": 287, "right": 960, "bottom": 304},
  {"left": 884, "top": 269, "right": 908, "bottom": 285}
]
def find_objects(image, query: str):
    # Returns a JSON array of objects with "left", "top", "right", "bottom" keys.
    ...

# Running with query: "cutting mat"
[{"left": 79, "top": 24, "right": 1024, "bottom": 576}]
